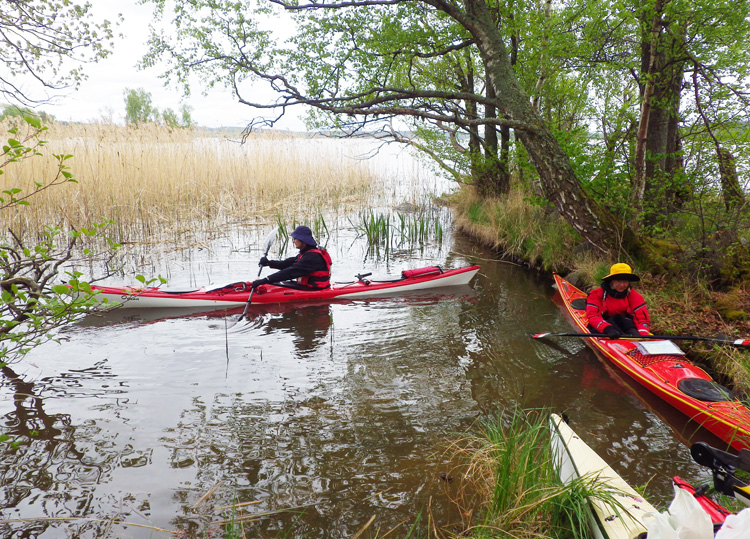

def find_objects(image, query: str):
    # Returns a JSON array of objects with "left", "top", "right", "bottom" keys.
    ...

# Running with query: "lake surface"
[{"left": 0, "top": 144, "right": 729, "bottom": 538}]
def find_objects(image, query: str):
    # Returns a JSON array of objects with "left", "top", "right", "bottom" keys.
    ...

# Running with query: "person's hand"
[
  {"left": 259, "top": 256, "right": 270, "bottom": 267},
  {"left": 638, "top": 329, "right": 652, "bottom": 336},
  {"left": 604, "top": 326, "right": 621, "bottom": 339},
  {"left": 251, "top": 278, "right": 269, "bottom": 289}
]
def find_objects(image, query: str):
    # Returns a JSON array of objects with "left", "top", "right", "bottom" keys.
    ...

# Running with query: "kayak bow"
[
  {"left": 91, "top": 264, "right": 481, "bottom": 309},
  {"left": 550, "top": 412, "right": 657, "bottom": 539},
  {"left": 550, "top": 413, "right": 734, "bottom": 538}
]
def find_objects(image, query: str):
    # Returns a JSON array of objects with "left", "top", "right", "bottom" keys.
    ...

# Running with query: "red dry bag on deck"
[{"left": 401, "top": 266, "right": 443, "bottom": 279}]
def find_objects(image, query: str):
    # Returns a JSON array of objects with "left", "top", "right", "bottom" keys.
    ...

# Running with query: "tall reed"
[
  {"left": 350, "top": 207, "right": 448, "bottom": 257},
  {"left": 0, "top": 121, "right": 376, "bottom": 242}
]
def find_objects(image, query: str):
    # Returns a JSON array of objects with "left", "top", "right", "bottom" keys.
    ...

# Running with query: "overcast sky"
[{"left": 24, "top": 0, "right": 304, "bottom": 130}]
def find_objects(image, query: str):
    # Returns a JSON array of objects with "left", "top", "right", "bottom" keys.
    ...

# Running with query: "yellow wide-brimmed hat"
[{"left": 602, "top": 263, "right": 640, "bottom": 282}]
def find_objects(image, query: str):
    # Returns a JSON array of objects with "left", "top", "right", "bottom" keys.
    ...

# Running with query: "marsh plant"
[
  {"left": 443, "top": 408, "right": 626, "bottom": 539},
  {"left": 0, "top": 121, "right": 376, "bottom": 244},
  {"left": 274, "top": 213, "right": 330, "bottom": 253},
  {"left": 351, "top": 207, "right": 447, "bottom": 256}
]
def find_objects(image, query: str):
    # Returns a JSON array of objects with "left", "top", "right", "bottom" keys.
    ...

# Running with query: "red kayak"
[
  {"left": 672, "top": 476, "right": 732, "bottom": 528},
  {"left": 91, "top": 265, "right": 480, "bottom": 309},
  {"left": 553, "top": 274, "right": 750, "bottom": 451}
]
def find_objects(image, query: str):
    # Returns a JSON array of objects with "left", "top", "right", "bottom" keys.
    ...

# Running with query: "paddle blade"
[{"left": 262, "top": 228, "right": 278, "bottom": 255}]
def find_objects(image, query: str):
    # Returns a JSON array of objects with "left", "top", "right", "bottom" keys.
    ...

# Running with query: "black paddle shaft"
[
  {"left": 237, "top": 230, "right": 277, "bottom": 322},
  {"left": 528, "top": 331, "right": 750, "bottom": 347}
]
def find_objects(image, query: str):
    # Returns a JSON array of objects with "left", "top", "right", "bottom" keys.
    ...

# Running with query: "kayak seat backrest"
[
  {"left": 570, "top": 298, "right": 586, "bottom": 311},
  {"left": 401, "top": 266, "right": 443, "bottom": 279},
  {"left": 678, "top": 379, "right": 734, "bottom": 402}
]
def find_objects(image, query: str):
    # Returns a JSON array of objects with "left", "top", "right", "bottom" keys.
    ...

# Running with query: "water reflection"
[
  {"left": 254, "top": 304, "right": 331, "bottom": 354},
  {"left": 0, "top": 365, "right": 123, "bottom": 538}
]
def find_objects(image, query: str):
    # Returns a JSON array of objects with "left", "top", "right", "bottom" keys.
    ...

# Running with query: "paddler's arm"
[
  {"left": 265, "top": 253, "right": 324, "bottom": 284},
  {"left": 585, "top": 288, "right": 611, "bottom": 333},
  {"left": 261, "top": 256, "right": 296, "bottom": 270},
  {"left": 630, "top": 289, "right": 651, "bottom": 335}
]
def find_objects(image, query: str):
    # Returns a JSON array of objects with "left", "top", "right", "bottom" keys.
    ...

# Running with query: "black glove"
[
  {"left": 259, "top": 256, "right": 270, "bottom": 267},
  {"left": 604, "top": 325, "right": 622, "bottom": 339},
  {"left": 251, "top": 278, "right": 269, "bottom": 289}
]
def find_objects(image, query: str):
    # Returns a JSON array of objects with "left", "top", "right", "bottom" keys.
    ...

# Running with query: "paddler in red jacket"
[
  {"left": 251, "top": 226, "right": 332, "bottom": 290},
  {"left": 586, "top": 263, "right": 650, "bottom": 339}
]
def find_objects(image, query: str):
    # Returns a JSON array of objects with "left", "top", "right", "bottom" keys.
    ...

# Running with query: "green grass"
[
  {"left": 444, "top": 407, "right": 635, "bottom": 539},
  {"left": 349, "top": 209, "right": 446, "bottom": 257},
  {"left": 453, "top": 187, "right": 579, "bottom": 271}
]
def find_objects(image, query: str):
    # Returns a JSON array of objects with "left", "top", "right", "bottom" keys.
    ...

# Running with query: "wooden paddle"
[
  {"left": 527, "top": 331, "right": 750, "bottom": 347},
  {"left": 237, "top": 229, "right": 278, "bottom": 322}
]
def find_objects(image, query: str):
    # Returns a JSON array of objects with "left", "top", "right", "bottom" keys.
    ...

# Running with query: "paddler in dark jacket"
[
  {"left": 251, "top": 226, "right": 332, "bottom": 290},
  {"left": 586, "top": 263, "right": 650, "bottom": 339}
]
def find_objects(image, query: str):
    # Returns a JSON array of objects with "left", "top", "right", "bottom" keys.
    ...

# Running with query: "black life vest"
[{"left": 296, "top": 248, "right": 332, "bottom": 289}]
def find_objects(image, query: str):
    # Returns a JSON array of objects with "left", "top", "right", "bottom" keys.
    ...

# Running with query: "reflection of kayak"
[
  {"left": 554, "top": 274, "right": 750, "bottom": 451},
  {"left": 550, "top": 412, "right": 657, "bottom": 539},
  {"left": 91, "top": 265, "right": 481, "bottom": 309},
  {"left": 550, "top": 414, "right": 732, "bottom": 538}
]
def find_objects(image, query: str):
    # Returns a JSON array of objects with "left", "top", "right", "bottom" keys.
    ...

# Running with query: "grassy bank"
[
  {"left": 451, "top": 185, "right": 750, "bottom": 397},
  {"left": 450, "top": 187, "right": 581, "bottom": 273}
]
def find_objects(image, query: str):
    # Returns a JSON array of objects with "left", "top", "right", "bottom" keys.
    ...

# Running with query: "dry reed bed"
[{"left": 0, "top": 122, "right": 376, "bottom": 241}]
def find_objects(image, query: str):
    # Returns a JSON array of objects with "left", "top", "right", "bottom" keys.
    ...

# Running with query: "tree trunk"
[
  {"left": 633, "top": 0, "right": 664, "bottom": 224},
  {"left": 482, "top": 70, "right": 510, "bottom": 195},
  {"left": 641, "top": 9, "right": 687, "bottom": 227},
  {"left": 460, "top": 0, "right": 639, "bottom": 253},
  {"left": 718, "top": 148, "right": 745, "bottom": 213}
]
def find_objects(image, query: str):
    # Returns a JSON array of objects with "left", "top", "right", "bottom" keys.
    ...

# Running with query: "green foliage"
[
  {"left": 0, "top": 117, "right": 122, "bottom": 364},
  {"left": 0, "top": 1, "right": 119, "bottom": 105},
  {"left": 162, "top": 104, "right": 194, "bottom": 129},
  {"left": 0, "top": 106, "right": 55, "bottom": 123},
  {"left": 140, "top": 0, "right": 750, "bottom": 277},
  {"left": 124, "top": 88, "right": 194, "bottom": 128},
  {"left": 124, "top": 88, "right": 157, "bottom": 125}
]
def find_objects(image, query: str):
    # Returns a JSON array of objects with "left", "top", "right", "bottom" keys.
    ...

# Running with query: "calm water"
[
  {"left": 0, "top": 228, "right": 727, "bottom": 538},
  {"left": 0, "top": 146, "right": 729, "bottom": 537}
]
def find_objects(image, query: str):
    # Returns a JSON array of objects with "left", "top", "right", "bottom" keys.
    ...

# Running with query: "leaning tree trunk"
[{"left": 459, "top": 0, "right": 639, "bottom": 254}]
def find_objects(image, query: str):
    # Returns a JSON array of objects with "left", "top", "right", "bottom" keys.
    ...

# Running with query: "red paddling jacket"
[
  {"left": 586, "top": 284, "right": 650, "bottom": 335},
  {"left": 265, "top": 246, "right": 332, "bottom": 289}
]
